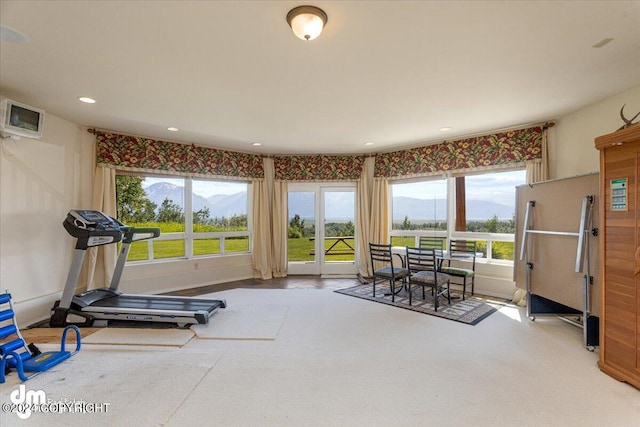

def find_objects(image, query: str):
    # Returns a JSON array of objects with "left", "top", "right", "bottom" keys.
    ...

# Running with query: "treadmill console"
[
  {"left": 67, "top": 210, "right": 121, "bottom": 231},
  {"left": 64, "top": 210, "right": 125, "bottom": 249}
]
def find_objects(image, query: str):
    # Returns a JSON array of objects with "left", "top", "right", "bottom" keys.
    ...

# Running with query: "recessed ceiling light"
[
  {"left": 251, "top": 142, "right": 262, "bottom": 146},
  {"left": 78, "top": 97, "right": 96, "bottom": 104},
  {"left": 440, "top": 127, "right": 452, "bottom": 132},
  {"left": 364, "top": 142, "right": 374, "bottom": 146},
  {"left": 167, "top": 127, "right": 179, "bottom": 132}
]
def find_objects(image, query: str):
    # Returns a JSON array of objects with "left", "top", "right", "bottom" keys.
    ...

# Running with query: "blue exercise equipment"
[{"left": 0, "top": 291, "right": 81, "bottom": 383}]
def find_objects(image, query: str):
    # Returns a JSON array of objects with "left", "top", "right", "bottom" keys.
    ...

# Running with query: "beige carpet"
[
  {"left": 82, "top": 328, "right": 195, "bottom": 346},
  {"left": 191, "top": 302, "right": 290, "bottom": 340},
  {"left": 0, "top": 347, "right": 222, "bottom": 426},
  {"left": 2, "top": 288, "right": 640, "bottom": 427}
]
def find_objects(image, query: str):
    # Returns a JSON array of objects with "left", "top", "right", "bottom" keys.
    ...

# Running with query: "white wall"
[
  {"left": 120, "top": 254, "right": 253, "bottom": 295},
  {"left": 0, "top": 95, "right": 253, "bottom": 327},
  {"left": 550, "top": 84, "right": 640, "bottom": 179},
  {"left": 0, "top": 97, "right": 93, "bottom": 327}
]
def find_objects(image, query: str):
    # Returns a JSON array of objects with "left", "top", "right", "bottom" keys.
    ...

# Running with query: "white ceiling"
[{"left": 1, "top": 1, "right": 639, "bottom": 155}]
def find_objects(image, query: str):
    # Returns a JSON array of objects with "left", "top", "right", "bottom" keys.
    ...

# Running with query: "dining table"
[{"left": 391, "top": 246, "right": 481, "bottom": 299}]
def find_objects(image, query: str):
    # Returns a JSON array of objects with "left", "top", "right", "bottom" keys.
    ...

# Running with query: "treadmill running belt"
[{"left": 93, "top": 295, "right": 223, "bottom": 312}]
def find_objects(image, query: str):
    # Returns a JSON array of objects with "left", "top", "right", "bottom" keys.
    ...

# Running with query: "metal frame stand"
[{"left": 520, "top": 195, "right": 599, "bottom": 351}]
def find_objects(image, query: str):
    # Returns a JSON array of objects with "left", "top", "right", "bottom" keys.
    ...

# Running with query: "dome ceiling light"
[{"left": 286, "top": 5, "right": 328, "bottom": 41}]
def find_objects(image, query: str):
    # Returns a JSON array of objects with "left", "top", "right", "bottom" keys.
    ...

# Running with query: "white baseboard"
[
  {"left": 12, "top": 292, "right": 61, "bottom": 329},
  {"left": 474, "top": 275, "right": 516, "bottom": 300}
]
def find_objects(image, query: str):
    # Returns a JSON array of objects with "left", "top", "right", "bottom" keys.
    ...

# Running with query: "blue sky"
[
  {"left": 391, "top": 169, "right": 526, "bottom": 206},
  {"left": 144, "top": 169, "right": 526, "bottom": 206}
]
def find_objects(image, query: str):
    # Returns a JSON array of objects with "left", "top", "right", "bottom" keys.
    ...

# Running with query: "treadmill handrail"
[
  {"left": 131, "top": 227, "right": 161, "bottom": 242},
  {"left": 121, "top": 227, "right": 161, "bottom": 244}
]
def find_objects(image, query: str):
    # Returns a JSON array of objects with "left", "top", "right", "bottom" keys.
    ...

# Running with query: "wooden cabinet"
[{"left": 595, "top": 125, "right": 640, "bottom": 389}]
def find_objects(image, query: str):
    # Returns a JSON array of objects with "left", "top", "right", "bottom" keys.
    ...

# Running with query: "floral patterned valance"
[
  {"left": 93, "top": 130, "right": 264, "bottom": 179},
  {"left": 374, "top": 126, "right": 543, "bottom": 178},
  {"left": 274, "top": 155, "right": 365, "bottom": 181}
]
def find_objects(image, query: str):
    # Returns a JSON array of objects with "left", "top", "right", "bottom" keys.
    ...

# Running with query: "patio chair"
[
  {"left": 419, "top": 236, "right": 446, "bottom": 257},
  {"left": 440, "top": 239, "right": 477, "bottom": 300},
  {"left": 368, "top": 243, "right": 411, "bottom": 302},
  {"left": 405, "top": 247, "right": 451, "bottom": 310}
]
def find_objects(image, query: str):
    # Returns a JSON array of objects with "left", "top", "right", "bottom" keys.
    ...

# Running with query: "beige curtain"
[
  {"left": 251, "top": 176, "right": 272, "bottom": 279},
  {"left": 271, "top": 178, "right": 288, "bottom": 277},
  {"left": 86, "top": 165, "right": 118, "bottom": 289},
  {"left": 526, "top": 126, "right": 550, "bottom": 184},
  {"left": 370, "top": 177, "right": 390, "bottom": 245},
  {"left": 515, "top": 127, "right": 551, "bottom": 306},
  {"left": 526, "top": 159, "right": 545, "bottom": 184},
  {"left": 356, "top": 157, "right": 374, "bottom": 277}
]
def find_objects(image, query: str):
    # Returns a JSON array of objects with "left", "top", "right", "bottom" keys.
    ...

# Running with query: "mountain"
[
  {"left": 287, "top": 191, "right": 356, "bottom": 221},
  {"left": 392, "top": 197, "right": 514, "bottom": 221},
  {"left": 466, "top": 199, "right": 514, "bottom": 220},
  {"left": 144, "top": 182, "right": 247, "bottom": 218},
  {"left": 206, "top": 192, "right": 248, "bottom": 218},
  {"left": 287, "top": 192, "right": 315, "bottom": 219},
  {"left": 144, "top": 181, "right": 514, "bottom": 222}
]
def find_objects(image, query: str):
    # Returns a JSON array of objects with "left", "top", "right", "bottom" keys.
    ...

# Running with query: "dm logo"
[{"left": 10, "top": 384, "right": 46, "bottom": 419}]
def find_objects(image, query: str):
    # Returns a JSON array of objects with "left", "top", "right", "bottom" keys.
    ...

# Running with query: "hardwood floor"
[
  {"left": 165, "top": 275, "right": 361, "bottom": 296},
  {"left": 19, "top": 327, "right": 99, "bottom": 344}
]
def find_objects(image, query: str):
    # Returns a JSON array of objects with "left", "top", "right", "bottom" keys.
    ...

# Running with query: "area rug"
[
  {"left": 335, "top": 284, "right": 502, "bottom": 325},
  {"left": 191, "top": 303, "right": 290, "bottom": 340}
]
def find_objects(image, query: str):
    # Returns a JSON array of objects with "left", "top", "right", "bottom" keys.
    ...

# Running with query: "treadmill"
[{"left": 50, "top": 209, "right": 226, "bottom": 327}]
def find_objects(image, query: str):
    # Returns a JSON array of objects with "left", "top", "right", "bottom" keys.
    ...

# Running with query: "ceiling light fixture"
[
  {"left": 78, "top": 97, "right": 96, "bottom": 104},
  {"left": 364, "top": 142, "right": 374, "bottom": 146},
  {"left": 440, "top": 127, "right": 452, "bottom": 132},
  {"left": 167, "top": 127, "right": 179, "bottom": 132},
  {"left": 286, "top": 5, "right": 328, "bottom": 41},
  {"left": 251, "top": 142, "right": 262, "bottom": 146}
]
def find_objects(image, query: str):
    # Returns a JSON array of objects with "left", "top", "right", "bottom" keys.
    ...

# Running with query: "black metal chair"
[
  {"left": 368, "top": 243, "right": 411, "bottom": 302},
  {"left": 440, "top": 239, "right": 477, "bottom": 300},
  {"left": 405, "top": 247, "right": 451, "bottom": 310},
  {"left": 418, "top": 236, "right": 446, "bottom": 257}
]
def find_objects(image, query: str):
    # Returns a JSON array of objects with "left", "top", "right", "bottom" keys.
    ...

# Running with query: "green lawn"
[
  {"left": 126, "top": 236, "right": 514, "bottom": 262},
  {"left": 288, "top": 237, "right": 355, "bottom": 262},
  {"left": 390, "top": 237, "right": 514, "bottom": 260},
  {"left": 127, "top": 237, "right": 249, "bottom": 261}
]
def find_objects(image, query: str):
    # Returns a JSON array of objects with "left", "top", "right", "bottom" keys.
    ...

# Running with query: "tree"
[
  {"left": 157, "top": 198, "right": 184, "bottom": 223},
  {"left": 485, "top": 214, "right": 499, "bottom": 233},
  {"left": 402, "top": 215, "right": 412, "bottom": 230},
  {"left": 193, "top": 207, "right": 211, "bottom": 225},
  {"left": 342, "top": 221, "right": 355, "bottom": 237},
  {"left": 229, "top": 214, "right": 248, "bottom": 229},
  {"left": 289, "top": 214, "right": 305, "bottom": 238},
  {"left": 115, "top": 176, "right": 157, "bottom": 223}
]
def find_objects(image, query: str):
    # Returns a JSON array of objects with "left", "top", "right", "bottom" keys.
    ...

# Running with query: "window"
[
  {"left": 115, "top": 175, "right": 249, "bottom": 262},
  {"left": 191, "top": 178, "right": 249, "bottom": 256},
  {"left": 390, "top": 179, "right": 447, "bottom": 247},
  {"left": 388, "top": 169, "right": 526, "bottom": 262},
  {"left": 461, "top": 170, "right": 523, "bottom": 232},
  {"left": 455, "top": 169, "right": 525, "bottom": 261}
]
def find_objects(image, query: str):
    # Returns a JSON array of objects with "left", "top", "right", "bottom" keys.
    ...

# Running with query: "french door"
[{"left": 287, "top": 183, "right": 357, "bottom": 276}]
